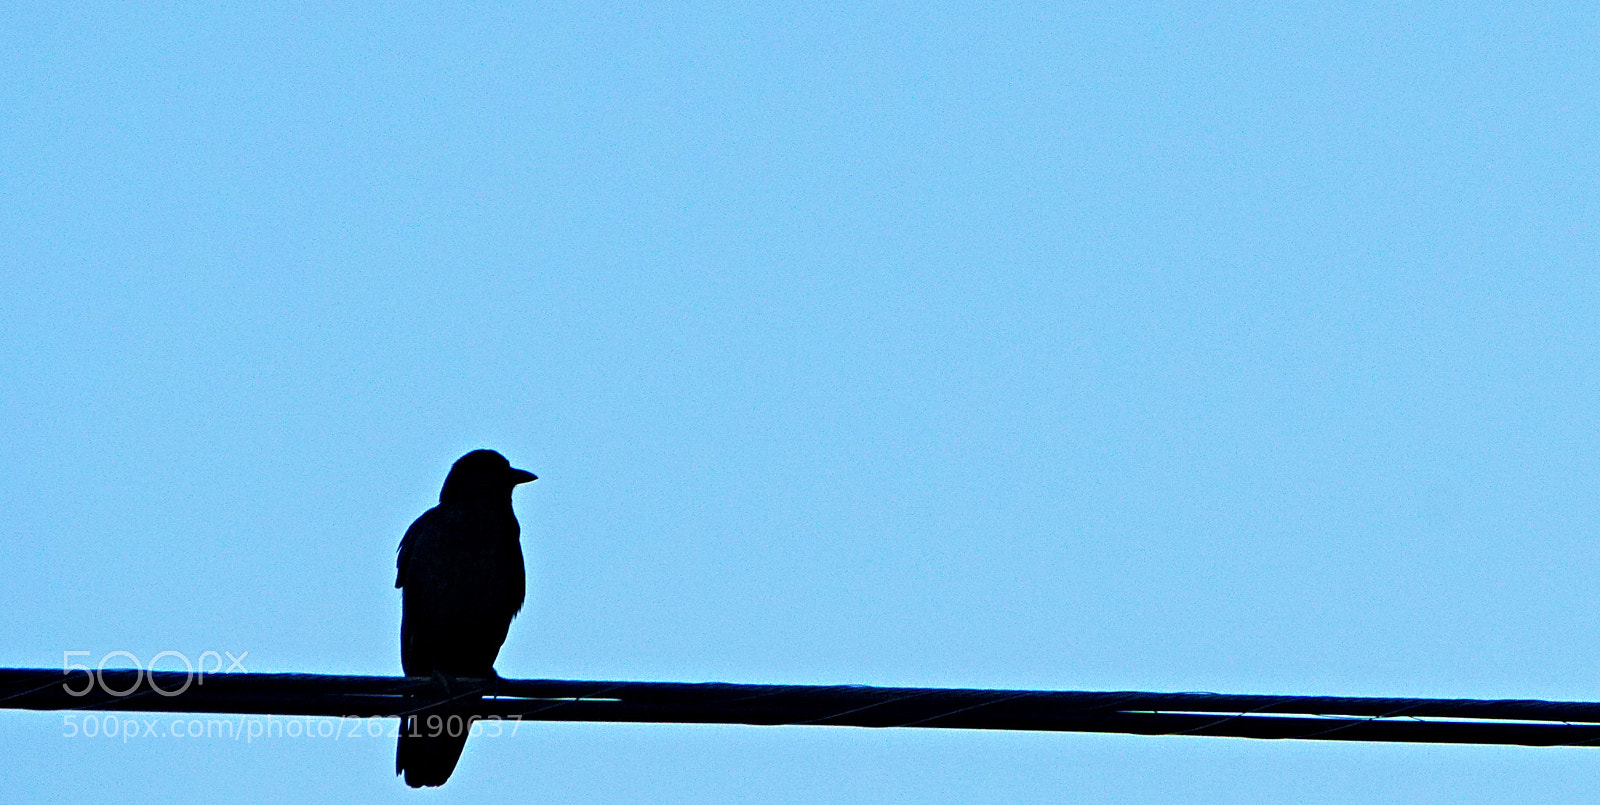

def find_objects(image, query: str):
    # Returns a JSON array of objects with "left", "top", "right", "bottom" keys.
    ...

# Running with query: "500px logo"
[{"left": 62, "top": 650, "right": 249, "bottom": 697}]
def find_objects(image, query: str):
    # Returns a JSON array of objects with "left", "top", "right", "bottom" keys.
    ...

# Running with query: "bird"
[{"left": 395, "top": 449, "right": 537, "bottom": 787}]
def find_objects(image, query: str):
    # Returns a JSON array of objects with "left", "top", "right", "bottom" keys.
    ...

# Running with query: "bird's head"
[{"left": 439, "top": 449, "right": 537, "bottom": 503}]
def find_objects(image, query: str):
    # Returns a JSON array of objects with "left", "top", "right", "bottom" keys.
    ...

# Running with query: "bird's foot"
[{"left": 429, "top": 670, "right": 456, "bottom": 697}]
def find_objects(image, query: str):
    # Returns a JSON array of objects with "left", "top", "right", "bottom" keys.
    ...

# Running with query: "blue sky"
[{"left": 3, "top": 2, "right": 1599, "bottom": 802}]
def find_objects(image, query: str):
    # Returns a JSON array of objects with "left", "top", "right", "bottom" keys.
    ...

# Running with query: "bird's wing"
[{"left": 396, "top": 508, "right": 436, "bottom": 589}]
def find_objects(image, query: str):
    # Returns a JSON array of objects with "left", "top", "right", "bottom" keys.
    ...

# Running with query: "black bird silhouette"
[{"left": 395, "top": 449, "right": 536, "bottom": 787}]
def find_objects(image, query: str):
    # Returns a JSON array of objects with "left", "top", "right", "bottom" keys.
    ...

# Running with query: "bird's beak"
[{"left": 510, "top": 469, "right": 537, "bottom": 485}]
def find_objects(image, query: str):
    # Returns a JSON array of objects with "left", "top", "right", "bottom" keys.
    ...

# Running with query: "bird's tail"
[{"left": 396, "top": 709, "right": 479, "bottom": 788}]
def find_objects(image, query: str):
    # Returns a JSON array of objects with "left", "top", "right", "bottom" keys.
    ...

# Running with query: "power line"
[{"left": 6, "top": 667, "right": 1600, "bottom": 746}]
